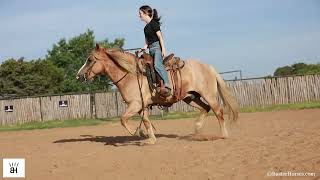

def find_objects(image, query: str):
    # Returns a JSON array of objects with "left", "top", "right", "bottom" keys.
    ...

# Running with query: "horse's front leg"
[
  {"left": 140, "top": 108, "right": 157, "bottom": 145},
  {"left": 121, "top": 101, "right": 142, "bottom": 135}
]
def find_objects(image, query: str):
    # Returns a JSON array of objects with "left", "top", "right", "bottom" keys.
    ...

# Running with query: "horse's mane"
[{"left": 104, "top": 48, "right": 138, "bottom": 74}]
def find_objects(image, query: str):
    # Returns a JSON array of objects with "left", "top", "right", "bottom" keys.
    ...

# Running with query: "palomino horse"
[{"left": 76, "top": 44, "right": 239, "bottom": 144}]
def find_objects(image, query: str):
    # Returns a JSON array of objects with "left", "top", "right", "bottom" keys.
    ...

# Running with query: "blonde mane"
[{"left": 105, "top": 49, "right": 138, "bottom": 74}]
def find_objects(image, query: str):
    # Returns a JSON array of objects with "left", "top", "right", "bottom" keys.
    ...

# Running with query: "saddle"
[{"left": 137, "top": 53, "right": 185, "bottom": 102}]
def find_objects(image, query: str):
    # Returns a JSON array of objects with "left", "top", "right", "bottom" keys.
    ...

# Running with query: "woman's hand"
[
  {"left": 139, "top": 48, "right": 145, "bottom": 53},
  {"left": 162, "top": 48, "right": 166, "bottom": 57},
  {"left": 140, "top": 43, "right": 148, "bottom": 53},
  {"left": 135, "top": 48, "right": 145, "bottom": 56}
]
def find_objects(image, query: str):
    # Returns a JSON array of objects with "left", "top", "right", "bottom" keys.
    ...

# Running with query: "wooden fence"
[
  {"left": 1, "top": 74, "right": 319, "bottom": 125},
  {"left": 39, "top": 94, "right": 92, "bottom": 121},
  {"left": 0, "top": 97, "right": 41, "bottom": 125},
  {"left": 227, "top": 74, "right": 320, "bottom": 107}
]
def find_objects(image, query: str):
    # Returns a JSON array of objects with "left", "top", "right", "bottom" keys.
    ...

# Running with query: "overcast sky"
[{"left": 0, "top": 0, "right": 319, "bottom": 79}]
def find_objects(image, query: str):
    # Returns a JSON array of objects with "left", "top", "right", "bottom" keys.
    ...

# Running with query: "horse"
[{"left": 76, "top": 44, "right": 239, "bottom": 145}]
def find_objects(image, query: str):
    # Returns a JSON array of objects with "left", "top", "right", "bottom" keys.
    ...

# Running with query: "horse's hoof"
[
  {"left": 138, "top": 129, "right": 149, "bottom": 138},
  {"left": 133, "top": 128, "right": 148, "bottom": 138},
  {"left": 139, "top": 138, "right": 156, "bottom": 146}
]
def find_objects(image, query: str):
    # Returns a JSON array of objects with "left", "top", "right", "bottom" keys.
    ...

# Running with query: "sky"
[{"left": 0, "top": 0, "right": 319, "bottom": 79}]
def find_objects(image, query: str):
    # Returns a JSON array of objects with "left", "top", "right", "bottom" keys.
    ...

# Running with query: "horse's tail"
[{"left": 211, "top": 67, "right": 239, "bottom": 124}]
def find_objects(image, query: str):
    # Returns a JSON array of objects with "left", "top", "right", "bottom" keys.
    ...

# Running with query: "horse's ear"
[{"left": 95, "top": 43, "right": 100, "bottom": 50}]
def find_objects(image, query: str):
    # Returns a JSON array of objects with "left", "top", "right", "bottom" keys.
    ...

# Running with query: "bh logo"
[{"left": 3, "top": 158, "right": 25, "bottom": 178}]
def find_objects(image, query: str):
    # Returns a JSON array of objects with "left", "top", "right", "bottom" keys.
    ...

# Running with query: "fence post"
[
  {"left": 115, "top": 92, "right": 119, "bottom": 117},
  {"left": 38, "top": 97, "right": 43, "bottom": 122},
  {"left": 90, "top": 93, "right": 96, "bottom": 119},
  {"left": 287, "top": 77, "right": 291, "bottom": 104}
]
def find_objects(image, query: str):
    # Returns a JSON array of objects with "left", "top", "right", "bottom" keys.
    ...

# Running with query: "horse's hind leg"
[
  {"left": 183, "top": 94, "right": 211, "bottom": 134},
  {"left": 201, "top": 95, "right": 228, "bottom": 138}
]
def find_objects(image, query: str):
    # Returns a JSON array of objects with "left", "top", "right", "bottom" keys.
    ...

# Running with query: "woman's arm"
[
  {"left": 140, "top": 38, "right": 148, "bottom": 52},
  {"left": 143, "top": 37, "right": 148, "bottom": 50},
  {"left": 156, "top": 31, "right": 166, "bottom": 57}
]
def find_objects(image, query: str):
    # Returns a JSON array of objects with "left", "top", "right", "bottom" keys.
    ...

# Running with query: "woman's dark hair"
[{"left": 139, "top": 5, "right": 161, "bottom": 25}]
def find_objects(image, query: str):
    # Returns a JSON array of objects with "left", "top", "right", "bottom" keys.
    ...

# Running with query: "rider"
[{"left": 138, "top": 5, "right": 171, "bottom": 97}]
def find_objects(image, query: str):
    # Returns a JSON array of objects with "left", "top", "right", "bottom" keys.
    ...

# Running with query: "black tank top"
[{"left": 144, "top": 19, "right": 161, "bottom": 45}]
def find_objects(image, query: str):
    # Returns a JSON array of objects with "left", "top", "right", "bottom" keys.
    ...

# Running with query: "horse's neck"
[{"left": 103, "top": 58, "right": 133, "bottom": 88}]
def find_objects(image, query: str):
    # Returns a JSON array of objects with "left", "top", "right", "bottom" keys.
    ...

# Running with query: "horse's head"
[{"left": 76, "top": 44, "right": 107, "bottom": 82}]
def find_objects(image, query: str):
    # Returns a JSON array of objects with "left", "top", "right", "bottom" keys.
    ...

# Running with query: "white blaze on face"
[{"left": 77, "top": 59, "right": 89, "bottom": 77}]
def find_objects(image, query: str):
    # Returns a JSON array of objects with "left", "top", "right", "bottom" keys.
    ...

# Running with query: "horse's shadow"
[
  {"left": 53, "top": 133, "right": 224, "bottom": 146},
  {"left": 53, "top": 134, "right": 180, "bottom": 146}
]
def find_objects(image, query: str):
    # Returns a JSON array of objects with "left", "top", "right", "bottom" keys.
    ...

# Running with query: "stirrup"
[
  {"left": 158, "top": 87, "right": 171, "bottom": 97},
  {"left": 165, "top": 87, "right": 172, "bottom": 96}
]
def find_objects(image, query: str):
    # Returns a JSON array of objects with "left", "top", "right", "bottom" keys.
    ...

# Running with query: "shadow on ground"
[
  {"left": 53, "top": 133, "right": 224, "bottom": 146},
  {"left": 53, "top": 134, "right": 180, "bottom": 146}
]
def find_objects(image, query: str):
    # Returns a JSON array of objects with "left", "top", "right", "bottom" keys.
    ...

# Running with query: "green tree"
[
  {"left": 46, "top": 29, "right": 125, "bottom": 93},
  {"left": 274, "top": 62, "right": 320, "bottom": 76},
  {"left": 0, "top": 29, "right": 125, "bottom": 98},
  {"left": 0, "top": 58, "right": 64, "bottom": 97},
  {"left": 274, "top": 66, "right": 293, "bottom": 76},
  {"left": 98, "top": 38, "right": 125, "bottom": 48},
  {"left": 292, "top": 63, "right": 308, "bottom": 74}
]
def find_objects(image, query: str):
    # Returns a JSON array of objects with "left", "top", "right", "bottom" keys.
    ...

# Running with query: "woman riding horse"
[{"left": 138, "top": 5, "right": 171, "bottom": 97}]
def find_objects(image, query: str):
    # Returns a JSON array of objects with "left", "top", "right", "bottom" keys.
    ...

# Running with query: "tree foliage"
[
  {"left": 0, "top": 59, "right": 63, "bottom": 97},
  {"left": 274, "top": 62, "right": 320, "bottom": 76},
  {"left": 0, "top": 29, "right": 125, "bottom": 98}
]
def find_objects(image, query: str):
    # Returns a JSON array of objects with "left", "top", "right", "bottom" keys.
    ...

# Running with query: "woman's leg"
[{"left": 152, "top": 48, "right": 170, "bottom": 88}]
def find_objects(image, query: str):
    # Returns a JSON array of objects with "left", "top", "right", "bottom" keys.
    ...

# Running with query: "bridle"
[
  {"left": 85, "top": 57, "right": 97, "bottom": 78},
  {"left": 85, "top": 52, "right": 129, "bottom": 85}
]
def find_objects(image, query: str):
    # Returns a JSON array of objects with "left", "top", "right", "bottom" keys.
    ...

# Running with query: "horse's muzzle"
[{"left": 76, "top": 74, "right": 86, "bottom": 82}]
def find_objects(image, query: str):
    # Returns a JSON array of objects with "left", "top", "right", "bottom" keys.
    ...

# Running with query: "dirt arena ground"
[{"left": 1, "top": 109, "right": 320, "bottom": 180}]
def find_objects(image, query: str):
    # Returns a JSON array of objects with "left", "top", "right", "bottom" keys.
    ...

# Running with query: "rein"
[
  {"left": 85, "top": 60, "right": 97, "bottom": 79},
  {"left": 107, "top": 47, "right": 141, "bottom": 52},
  {"left": 113, "top": 72, "right": 129, "bottom": 85},
  {"left": 130, "top": 51, "right": 158, "bottom": 136}
]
